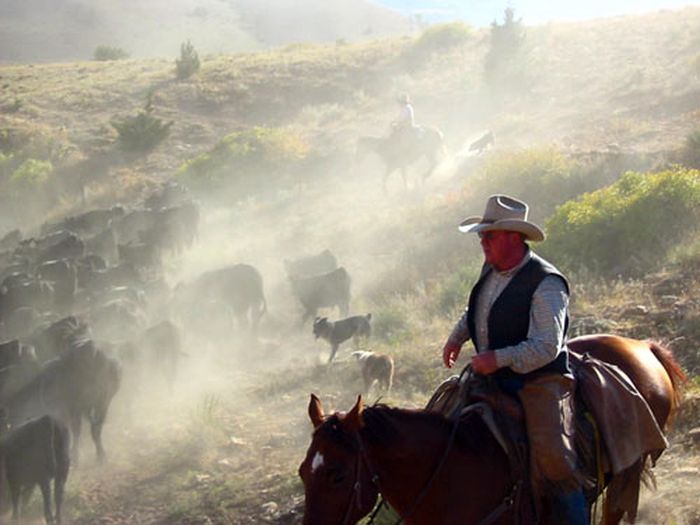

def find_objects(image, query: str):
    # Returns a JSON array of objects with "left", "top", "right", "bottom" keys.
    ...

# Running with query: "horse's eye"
[{"left": 327, "top": 467, "right": 347, "bottom": 485}]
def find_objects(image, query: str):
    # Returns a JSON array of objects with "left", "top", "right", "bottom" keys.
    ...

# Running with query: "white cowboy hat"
[{"left": 458, "top": 194, "right": 545, "bottom": 242}]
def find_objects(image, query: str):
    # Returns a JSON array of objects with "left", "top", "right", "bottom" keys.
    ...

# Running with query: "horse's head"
[{"left": 299, "top": 394, "right": 379, "bottom": 525}]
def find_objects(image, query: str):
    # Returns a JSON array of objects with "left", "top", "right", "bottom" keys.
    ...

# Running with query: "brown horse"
[
  {"left": 356, "top": 126, "right": 445, "bottom": 192},
  {"left": 299, "top": 334, "right": 685, "bottom": 525}
]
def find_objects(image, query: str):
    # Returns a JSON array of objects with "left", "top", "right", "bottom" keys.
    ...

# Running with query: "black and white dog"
[{"left": 313, "top": 313, "right": 371, "bottom": 363}]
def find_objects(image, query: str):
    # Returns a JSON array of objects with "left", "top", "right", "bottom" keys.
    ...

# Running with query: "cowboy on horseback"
[
  {"left": 442, "top": 194, "right": 587, "bottom": 524},
  {"left": 390, "top": 93, "right": 419, "bottom": 147}
]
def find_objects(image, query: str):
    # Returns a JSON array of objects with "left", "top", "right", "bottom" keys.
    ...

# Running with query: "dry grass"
[{"left": 3, "top": 8, "right": 700, "bottom": 524}]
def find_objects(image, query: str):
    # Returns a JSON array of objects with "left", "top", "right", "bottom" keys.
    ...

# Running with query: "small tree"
[
  {"left": 483, "top": 8, "right": 528, "bottom": 92},
  {"left": 111, "top": 92, "right": 173, "bottom": 153},
  {"left": 93, "top": 45, "right": 130, "bottom": 61},
  {"left": 175, "top": 40, "right": 200, "bottom": 80}
]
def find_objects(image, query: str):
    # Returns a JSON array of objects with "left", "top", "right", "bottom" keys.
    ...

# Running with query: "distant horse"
[
  {"left": 299, "top": 334, "right": 685, "bottom": 525},
  {"left": 356, "top": 126, "right": 445, "bottom": 192}
]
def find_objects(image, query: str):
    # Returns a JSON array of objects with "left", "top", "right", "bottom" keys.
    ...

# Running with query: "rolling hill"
[
  {"left": 0, "top": 0, "right": 412, "bottom": 63},
  {"left": 1, "top": 7, "right": 699, "bottom": 524}
]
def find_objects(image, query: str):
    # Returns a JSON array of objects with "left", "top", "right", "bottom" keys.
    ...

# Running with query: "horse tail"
[{"left": 647, "top": 340, "right": 687, "bottom": 422}]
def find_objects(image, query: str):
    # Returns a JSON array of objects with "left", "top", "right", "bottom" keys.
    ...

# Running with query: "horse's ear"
[
  {"left": 308, "top": 393, "right": 325, "bottom": 428},
  {"left": 343, "top": 395, "right": 364, "bottom": 432}
]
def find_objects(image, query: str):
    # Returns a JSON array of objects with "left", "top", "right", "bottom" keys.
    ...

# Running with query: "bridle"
[
  {"left": 339, "top": 432, "right": 378, "bottom": 525},
  {"left": 337, "top": 368, "right": 523, "bottom": 525},
  {"left": 340, "top": 415, "right": 458, "bottom": 525},
  {"left": 339, "top": 422, "right": 522, "bottom": 525}
]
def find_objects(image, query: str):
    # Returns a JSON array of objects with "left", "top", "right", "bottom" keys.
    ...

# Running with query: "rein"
[
  {"left": 370, "top": 413, "right": 461, "bottom": 525},
  {"left": 356, "top": 365, "right": 523, "bottom": 525},
  {"left": 341, "top": 433, "right": 377, "bottom": 525}
]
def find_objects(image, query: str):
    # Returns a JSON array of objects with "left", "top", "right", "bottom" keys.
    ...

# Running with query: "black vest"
[{"left": 466, "top": 252, "right": 570, "bottom": 382}]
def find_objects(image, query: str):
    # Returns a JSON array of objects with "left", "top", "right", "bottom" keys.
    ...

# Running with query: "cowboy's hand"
[
  {"left": 442, "top": 341, "right": 462, "bottom": 368},
  {"left": 471, "top": 351, "right": 499, "bottom": 375}
]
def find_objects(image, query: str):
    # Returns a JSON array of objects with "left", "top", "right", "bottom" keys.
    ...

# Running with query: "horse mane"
[
  {"left": 360, "top": 404, "right": 441, "bottom": 446},
  {"left": 360, "top": 404, "right": 498, "bottom": 454}
]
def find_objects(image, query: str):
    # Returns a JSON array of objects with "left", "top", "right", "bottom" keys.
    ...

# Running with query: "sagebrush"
[
  {"left": 542, "top": 167, "right": 700, "bottom": 276},
  {"left": 111, "top": 92, "right": 173, "bottom": 152}
]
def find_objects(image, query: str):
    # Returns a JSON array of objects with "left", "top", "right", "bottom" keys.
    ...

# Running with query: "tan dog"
[{"left": 351, "top": 351, "right": 394, "bottom": 395}]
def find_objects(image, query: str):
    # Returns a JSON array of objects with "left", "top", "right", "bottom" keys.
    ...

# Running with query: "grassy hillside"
[
  {"left": 0, "top": 0, "right": 411, "bottom": 63},
  {"left": 1, "top": 7, "right": 700, "bottom": 525}
]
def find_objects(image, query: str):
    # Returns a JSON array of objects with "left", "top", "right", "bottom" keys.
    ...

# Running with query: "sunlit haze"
[{"left": 372, "top": 0, "right": 700, "bottom": 24}]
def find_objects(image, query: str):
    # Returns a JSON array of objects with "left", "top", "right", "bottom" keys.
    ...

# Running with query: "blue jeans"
[
  {"left": 557, "top": 489, "right": 588, "bottom": 525},
  {"left": 496, "top": 375, "right": 587, "bottom": 524}
]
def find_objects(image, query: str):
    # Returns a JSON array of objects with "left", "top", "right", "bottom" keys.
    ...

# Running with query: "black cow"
[
  {"left": 284, "top": 249, "right": 337, "bottom": 279},
  {"left": 84, "top": 227, "right": 118, "bottom": 264},
  {"left": 4, "top": 339, "right": 121, "bottom": 463},
  {"left": 35, "top": 234, "right": 84, "bottom": 265},
  {"left": 28, "top": 316, "right": 89, "bottom": 363},
  {"left": 175, "top": 264, "right": 267, "bottom": 336},
  {"left": 143, "top": 181, "right": 192, "bottom": 210},
  {"left": 0, "top": 229, "right": 22, "bottom": 251},
  {"left": 17, "top": 230, "right": 72, "bottom": 260},
  {"left": 97, "top": 286, "right": 146, "bottom": 309},
  {"left": 290, "top": 267, "right": 351, "bottom": 323},
  {"left": 0, "top": 414, "right": 70, "bottom": 525},
  {"left": 0, "top": 278, "right": 54, "bottom": 319},
  {"left": 0, "top": 339, "right": 39, "bottom": 371},
  {"left": 0, "top": 259, "right": 31, "bottom": 286},
  {"left": 36, "top": 259, "right": 77, "bottom": 314},
  {"left": 0, "top": 339, "right": 40, "bottom": 402},
  {"left": 146, "top": 201, "right": 200, "bottom": 255},
  {"left": 78, "top": 262, "right": 141, "bottom": 296},
  {"left": 1, "top": 305, "right": 39, "bottom": 340},
  {"left": 1, "top": 271, "right": 32, "bottom": 289},
  {"left": 113, "top": 209, "right": 157, "bottom": 244},
  {"left": 41, "top": 206, "right": 124, "bottom": 237},
  {"left": 117, "top": 242, "right": 161, "bottom": 272}
]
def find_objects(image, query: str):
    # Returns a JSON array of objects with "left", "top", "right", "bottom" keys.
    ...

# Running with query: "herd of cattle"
[{"left": 0, "top": 180, "right": 392, "bottom": 523}]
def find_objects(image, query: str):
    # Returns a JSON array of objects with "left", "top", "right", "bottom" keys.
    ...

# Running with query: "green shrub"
[
  {"left": 7, "top": 158, "right": 53, "bottom": 194},
  {"left": 541, "top": 167, "right": 700, "bottom": 277},
  {"left": 176, "top": 126, "right": 308, "bottom": 193},
  {"left": 175, "top": 40, "right": 201, "bottom": 80},
  {"left": 111, "top": 92, "right": 173, "bottom": 152},
  {"left": 680, "top": 128, "right": 700, "bottom": 169},
  {"left": 93, "top": 45, "right": 129, "bottom": 61}
]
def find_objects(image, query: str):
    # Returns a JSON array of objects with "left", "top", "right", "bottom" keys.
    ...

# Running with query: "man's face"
[{"left": 478, "top": 230, "right": 522, "bottom": 269}]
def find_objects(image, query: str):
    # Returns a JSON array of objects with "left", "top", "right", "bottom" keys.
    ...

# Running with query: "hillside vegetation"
[
  {"left": 1, "top": 6, "right": 700, "bottom": 525},
  {"left": 0, "top": 0, "right": 411, "bottom": 63}
]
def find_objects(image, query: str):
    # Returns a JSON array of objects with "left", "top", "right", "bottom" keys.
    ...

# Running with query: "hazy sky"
[{"left": 372, "top": 0, "right": 700, "bottom": 25}]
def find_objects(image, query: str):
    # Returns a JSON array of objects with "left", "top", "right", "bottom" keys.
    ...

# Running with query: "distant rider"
[{"left": 390, "top": 93, "right": 418, "bottom": 147}]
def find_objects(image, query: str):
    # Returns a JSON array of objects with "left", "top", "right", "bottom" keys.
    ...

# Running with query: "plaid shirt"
[{"left": 447, "top": 252, "right": 569, "bottom": 374}]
